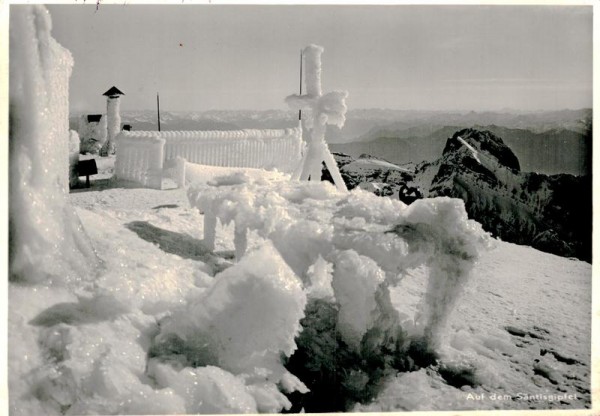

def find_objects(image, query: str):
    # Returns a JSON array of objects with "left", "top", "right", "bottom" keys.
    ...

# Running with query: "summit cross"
[{"left": 286, "top": 44, "right": 349, "bottom": 192}]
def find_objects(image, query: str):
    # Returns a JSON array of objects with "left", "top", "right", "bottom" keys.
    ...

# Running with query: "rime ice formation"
[
  {"left": 78, "top": 114, "right": 107, "bottom": 154},
  {"left": 188, "top": 177, "right": 490, "bottom": 345},
  {"left": 114, "top": 133, "right": 165, "bottom": 189},
  {"left": 9, "top": 156, "right": 590, "bottom": 413},
  {"left": 106, "top": 97, "right": 120, "bottom": 154},
  {"left": 188, "top": 176, "right": 491, "bottom": 410},
  {"left": 331, "top": 250, "right": 386, "bottom": 350},
  {"left": 158, "top": 128, "right": 303, "bottom": 171},
  {"left": 115, "top": 128, "right": 303, "bottom": 188},
  {"left": 9, "top": 5, "right": 97, "bottom": 284},
  {"left": 286, "top": 44, "right": 349, "bottom": 191},
  {"left": 100, "top": 87, "right": 124, "bottom": 156},
  {"left": 151, "top": 242, "right": 308, "bottom": 412}
]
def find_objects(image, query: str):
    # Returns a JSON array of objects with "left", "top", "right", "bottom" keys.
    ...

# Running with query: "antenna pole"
[
  {"left": 157, "top": 93, "right": 161, "bottom": 132},
  {"left": 299, "top": 49, "right": 303, "bottom": 121}
]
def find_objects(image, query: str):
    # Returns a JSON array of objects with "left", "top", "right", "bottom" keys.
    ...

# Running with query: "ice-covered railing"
[
  {"left": 115, "top": 127, "right": 303, "bottom": 188},
  {"left": 141, "top": 127, "right": 302, "bottom": 169},
  {"left": 115, "top": 132, "right": 165, "bottom": 189}
]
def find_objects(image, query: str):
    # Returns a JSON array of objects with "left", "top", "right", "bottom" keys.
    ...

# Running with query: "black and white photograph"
[{"left": 4, "top": 1, "right": 596, "bottom": 415}]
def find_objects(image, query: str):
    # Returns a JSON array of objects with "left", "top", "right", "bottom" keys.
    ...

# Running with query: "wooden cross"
[{"left": 286, "top": 45, "right": 348, "bottom": 192}]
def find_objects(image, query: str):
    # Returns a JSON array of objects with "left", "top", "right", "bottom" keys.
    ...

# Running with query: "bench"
[{"left": 77, "top": 159, "right": 98, "bottom": 188}]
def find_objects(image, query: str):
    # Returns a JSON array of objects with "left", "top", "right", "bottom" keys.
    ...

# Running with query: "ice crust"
[
  {"left": 77, "top": 114, "right": 107, "bottom": 154},
  {"left": 115, "top": 127, "right": 303, "bottom": 188},
  {"left": 285, "top": 45, "right": 349, "bottom": 191},
  {"left": 156, "top": 243, "right": 307, "bottom": 372},
  {"left": 9, "top": 5, "right": 97, "bottom": 285},
  {"left": 114, "top": 133, "right": 165, "bottom": 189},
  {"left": 102, "top": 96, "right": 121, "bottom": 155},
  {"left": 189, "top": 176, "right": 490, "bottom": 354}
]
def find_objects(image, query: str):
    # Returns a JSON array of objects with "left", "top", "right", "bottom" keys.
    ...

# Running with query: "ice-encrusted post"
[
  {"left": 148, "top": 136, "right": 165, "bottom": 189},
  {"left": 234, "top": 225, "right": 248, "bottom": 261},
  {"left": 203, "top": 207, "right": 217, "bottom": 252},
  {"left": 100, "top": 86, "right": 124, "bottom": 156},
  {"left": 286, "top": 45, "right": 348, "bottom": 192},
  {"left": 9, "top": 5, "right": 98, "bottom": 284},
  {"left": 175, "top": 157, "right": 186, "bottom": 188}
]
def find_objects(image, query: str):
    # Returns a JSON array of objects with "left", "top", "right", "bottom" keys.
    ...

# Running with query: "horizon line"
[{"left": 69, "top": 107, "right": 593, "bottom": 115}]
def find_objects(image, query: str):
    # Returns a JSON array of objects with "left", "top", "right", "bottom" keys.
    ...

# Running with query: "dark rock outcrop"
[
  {"left": 327, "top": 129, "right": 591, "bottom": 261},
  {"left": 428, "top": 129, "right": 591, "bottom": 262}
]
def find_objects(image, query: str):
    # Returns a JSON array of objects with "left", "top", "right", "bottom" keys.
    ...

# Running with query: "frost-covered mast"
[
  {"left": 100, "top": 86, "right": 125, "bottom": 156},
  {"left": 286, "top": 45, "right": 348, "bottom": 192}
]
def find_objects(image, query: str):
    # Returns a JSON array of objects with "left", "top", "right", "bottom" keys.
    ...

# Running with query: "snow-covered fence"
[
  {"left": 115, "top": 132, "right": 165, "bottom": 189},
  {"left": 115, "top": 127, "right": 303, "bottom": 188},
  {"left": 157, "top": 127, "right": 302, "bottom": 172}
]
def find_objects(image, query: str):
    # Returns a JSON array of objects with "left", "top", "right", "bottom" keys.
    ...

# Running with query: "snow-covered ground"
[
  {"left": 360, "top": 241, "right": 591, "bottom": 411},
  {"left": 8, "top": 157, "right": 592, "bottom": 414}
]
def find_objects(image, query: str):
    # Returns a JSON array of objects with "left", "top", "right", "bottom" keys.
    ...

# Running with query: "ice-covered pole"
[
  {"left": 304, "top": 45, "right": 322, "bottom": 97},
  {"left": 101, "top": 86, "right": 125, "bottom": 156},
  {"left": 285, "top": 45, "right": 348, "bottom": 192},
  {"left": 107, "top": 97, "right": 120, "bottom": 152}
]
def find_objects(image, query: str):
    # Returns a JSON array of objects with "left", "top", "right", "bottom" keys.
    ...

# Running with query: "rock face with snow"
[
  {"left": 425, "top": 128, "right": 591, "bottom": 261},
  {"left": 339, "top": 128, "right": 591, "bottom": 262},
  {"left": 323, "top": 152, "right": 414, "bottom": 196}
]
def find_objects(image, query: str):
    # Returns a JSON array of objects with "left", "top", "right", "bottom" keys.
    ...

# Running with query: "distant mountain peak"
[{"left": 443, "top": 128, "right": 521, "bottom": 172}]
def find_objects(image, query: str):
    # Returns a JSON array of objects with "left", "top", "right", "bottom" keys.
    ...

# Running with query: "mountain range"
[
  {"left": 330, "top": 128, "right": 591, "bottom": 262},
  {"left": 70, "top": 108, "right": 590, "bottom": 176},
  {"left": 330, "top": 110, "right": 592, "bottom": 175}
]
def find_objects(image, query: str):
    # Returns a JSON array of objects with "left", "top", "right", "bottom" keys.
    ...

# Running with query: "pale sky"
[{"left": 43, "top": 4, "right": 592, "bottom": 113}]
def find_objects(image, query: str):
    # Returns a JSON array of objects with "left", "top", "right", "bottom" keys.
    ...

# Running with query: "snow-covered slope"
[
  {"left": 8, "top": 159, "right": 592, "bottom": 414},
  {"left": 344, "top": 157, "right": 411, "bottom": 174},
  {"left": 358, "top": 240, "right": 591, "bottom": 411},
  {"left": 324, "top": 153, "right": 413, "bottom": 196}
]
